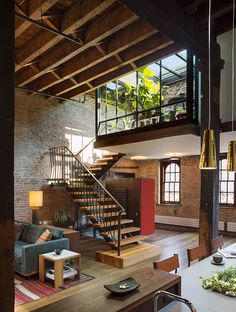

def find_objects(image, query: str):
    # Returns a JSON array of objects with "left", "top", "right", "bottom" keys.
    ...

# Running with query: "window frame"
[
  {"left": 160, "top": 159, "right": 181, "bottom": 204},
  {"left": 219, "top": 154, "right": 236, "bottom": 207}
]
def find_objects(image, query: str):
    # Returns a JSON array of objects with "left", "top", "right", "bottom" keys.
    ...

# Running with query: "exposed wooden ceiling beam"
[
  {"left": 60, "top": 42, "right": 180, "bottom": 100},
  {"left": 16, "top": 3, "right": 137, "bottom": 87},
  {"left": 118, "top": 0, "right": 209, "bottom": 57},
  {"left": 15, "top": 0, "right": 115, "bottom": 71},
  {"left": 15, "top": 0, "right": 58, "bottom": 39},
  {"left": 26, "top": 19, "right": 157, "bottom": 92},
  {"left": 47, "top": 33, "right": 172, "bottom": 96}
]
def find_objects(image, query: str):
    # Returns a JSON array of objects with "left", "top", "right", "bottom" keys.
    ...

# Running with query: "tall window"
[
  {"left": 219, "top": 157, "right": 236, "bottom": 205},
  {"left": 161, "top": 160, "right": 180, "bottom": 203}
]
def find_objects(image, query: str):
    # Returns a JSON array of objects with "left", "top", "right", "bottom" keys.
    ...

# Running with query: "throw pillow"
[
  {"left": 36, "top": 229, "right": 52, "bottom": 244},
  {"left": 15, "top": 223, "right": 25, "bottom": 241}
]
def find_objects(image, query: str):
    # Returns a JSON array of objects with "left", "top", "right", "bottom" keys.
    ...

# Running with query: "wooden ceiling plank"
[
  {"left": 118, "top": 0, "right": 209, "bottom": 57},
  {"left": 49, "top": 33, "right": 172, "bottom": 96},
  {"left": 16, "top": 4, "right": 137, "bottom": 87},
  {"left": 15, "top": 0, "right": 58, "bottom": 39},
  {"left": 61, "top": 0, "right": 116, "bottom": 34},
  {"left": 61, "top": 40, "right": 177, "bottom": 100},
  {"left": 25, "top": 19, "right": 156, "bottom": 92},
  {"left": 15, "top": 0, "right": 115, "bottom": 70}
]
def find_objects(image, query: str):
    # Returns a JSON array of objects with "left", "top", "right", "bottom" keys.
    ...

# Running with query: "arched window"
[
  {"left": 161, "top": 161, "right": 180, "bottom": 203},
  {"left": 219, "top": 157, "right": 236, "bottom": 205}
]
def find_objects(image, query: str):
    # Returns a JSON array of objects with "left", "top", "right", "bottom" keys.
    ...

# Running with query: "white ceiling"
[{"left": 103, "top": 131, "right": 236, "bottom": 159}]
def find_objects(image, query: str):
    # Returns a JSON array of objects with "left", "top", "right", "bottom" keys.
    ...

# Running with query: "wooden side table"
[{"left": 39, "top": 250, "right": 81, "bottom": 288}]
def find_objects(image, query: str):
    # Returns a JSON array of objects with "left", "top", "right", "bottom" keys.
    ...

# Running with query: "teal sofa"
[{"left": 14, "top": 223, "right": 69, "bottom": 276}]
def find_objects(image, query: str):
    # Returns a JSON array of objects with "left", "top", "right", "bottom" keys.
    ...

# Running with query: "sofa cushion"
[
  {"left": 45, "top": 227, "right": 63, "bottom": 239},
  {"left": 15, "top": 223, "right": 25, "bottom": 240},
  {"left": 20, "top": 224, "right": 30, "bottom": 241},
  {"left": 36, "top": 229, "right": 52, "bottom": 244},
  {"left": 23, "top": 224, "right": 44, "bottom": 243}
]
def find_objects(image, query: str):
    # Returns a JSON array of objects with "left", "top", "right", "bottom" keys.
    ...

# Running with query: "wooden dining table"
[{"left": 160, "top": 243, "right": 236, "bottom": 311}]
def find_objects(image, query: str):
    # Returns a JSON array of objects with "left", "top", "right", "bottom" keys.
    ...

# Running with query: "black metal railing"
[
  {"left": 97, "top": 99, "right": 194, "bottom": 136},
  {"left": 49, "top": 146, "right": 124, "bottom": 256}
]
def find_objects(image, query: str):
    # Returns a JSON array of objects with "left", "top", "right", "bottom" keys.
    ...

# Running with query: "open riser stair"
[{"left": 49, "top": 146, "right": 147, "bottom": 255}]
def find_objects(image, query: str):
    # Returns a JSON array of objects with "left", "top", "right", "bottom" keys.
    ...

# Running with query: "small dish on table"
[{"left": 104, "top": 277, "right": 140, "bottom": 295}]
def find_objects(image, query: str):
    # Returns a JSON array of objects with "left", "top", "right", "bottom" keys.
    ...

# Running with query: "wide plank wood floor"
[{"left": 15, "top": 231, "right": 236, "bottom": 312}]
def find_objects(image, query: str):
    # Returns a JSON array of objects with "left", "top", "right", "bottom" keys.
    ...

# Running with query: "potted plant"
[{"left": 52, "top": 211, "right": 74, "bottom": 228}]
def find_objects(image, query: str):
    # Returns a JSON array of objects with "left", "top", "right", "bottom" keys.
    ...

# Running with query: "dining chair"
[
  {"left": 153, "top": 254, "right": 180, "bottom": 273},
  {"left": 210, "top": 235, "right": 224, "bottom": 254},
  {"left": 187, "top": 244, "right": 207, "bottom": 267}
]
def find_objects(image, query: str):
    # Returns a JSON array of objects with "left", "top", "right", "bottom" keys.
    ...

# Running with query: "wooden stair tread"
[
  {"left": 109, "top": 235, "right": 147, "bottom": 247},
  {"left": 89, "top": 167, "right": 102, "bottom": 171},
  {"left": 93, "top": 218, "right": 133, "bottom": 228},
  {"left": 73, "top": 197, "right": 112, "bottom": 203},
  {"left": 96, "top": 157, "right": 114, "bottom": 162},
  {"left": 69, "top": 191, "right": 100, "bottom": 195},
  {"left": 90, "top": 162, "right": 107, "bottom": 167},
  {"left": 86, "top": 211, "right": 126, "bottom": 218},
  {"left": 66, "top": 185, "right": 94, "bottom": 189},
  {"left": 80, "top": 204, "right": 119, "bottom": 210},
  {"left": 101, "top": 226, "right": 140, "bottom": 236}
]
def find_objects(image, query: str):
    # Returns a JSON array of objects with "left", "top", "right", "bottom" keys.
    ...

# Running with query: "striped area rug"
[{"left": 15, "top": 273, "right": 94, "bottom": 307}]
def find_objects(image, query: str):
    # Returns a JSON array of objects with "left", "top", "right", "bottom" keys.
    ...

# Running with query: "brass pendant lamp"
[
  {"left": 199, "top": 0, "right": 217, "bottom": 169},
  {"left": 226, "top": 0, "right": 236, "bottom": 172}
]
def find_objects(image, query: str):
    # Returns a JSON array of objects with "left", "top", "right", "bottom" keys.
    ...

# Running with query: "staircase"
[{"left": 49, "top": 146, "right": 146, "bottom": 256}]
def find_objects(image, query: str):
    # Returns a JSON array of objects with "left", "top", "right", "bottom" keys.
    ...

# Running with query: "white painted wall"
[{"left": 217, "top": 28, "right": 236, "bottom": 123}]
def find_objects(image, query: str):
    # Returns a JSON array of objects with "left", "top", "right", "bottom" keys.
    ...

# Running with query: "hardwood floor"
[{"left": 15, "top": 231, "right": 236, "bottom": 311}]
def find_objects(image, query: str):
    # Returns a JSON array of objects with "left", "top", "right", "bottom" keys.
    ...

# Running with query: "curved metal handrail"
[{"left": 153, "top": 290, "right": 197, "bottom": 312}]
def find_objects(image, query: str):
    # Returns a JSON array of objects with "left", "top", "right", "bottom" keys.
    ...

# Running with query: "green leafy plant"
[
  {"left": 202, "top": 266, "right": 236, "bottom": 297},
  {"left": 53, "top": 211, "right": 73, "bottom": 226}
]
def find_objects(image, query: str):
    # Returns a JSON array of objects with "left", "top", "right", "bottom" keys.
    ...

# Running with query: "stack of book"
[{"left": 46, "top": 265, "right": 77, "bottom": 280}]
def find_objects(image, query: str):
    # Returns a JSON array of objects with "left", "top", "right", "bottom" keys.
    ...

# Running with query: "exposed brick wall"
[
  {"left": 14, "top": 89, "right": 95, "bottom": 222},
  {"left": 109, "top": 156, "right": 236, "bottom": 223}
]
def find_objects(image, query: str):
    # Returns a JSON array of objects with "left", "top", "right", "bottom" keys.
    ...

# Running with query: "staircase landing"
[{"left": 96, "top": 242, "right": 161, "bottom": 268}]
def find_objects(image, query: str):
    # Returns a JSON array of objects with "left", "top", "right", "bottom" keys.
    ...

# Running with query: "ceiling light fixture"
[
  {"left": 199, "top": 0, "right": 217, "bottom": 170},
  {"left": 226, "top": 0, "right": 236, "bottom": 172}
]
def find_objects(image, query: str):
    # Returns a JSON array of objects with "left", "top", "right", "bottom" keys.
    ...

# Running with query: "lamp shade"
[
  {"left": 227, "top": 141, "right": 236, "bottom": 172},
  {"left": 199, "top": 129, "right": 217, "bottom": 169},
  {"left": 29, "top": 191, "right": 43, "bottom": 207}
]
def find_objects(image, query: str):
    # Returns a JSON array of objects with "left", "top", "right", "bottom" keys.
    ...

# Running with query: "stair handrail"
[
  {"left": 49, "top": 145, "right": 124, "bottom": 256},
  {"left": 77, "top": 136, "right": 96, "bottom": 155}
]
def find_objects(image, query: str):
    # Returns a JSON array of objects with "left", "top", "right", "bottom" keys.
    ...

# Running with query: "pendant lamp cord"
[
  {"left": 232, "top": 0, "right": 235, "bottom": 132},
  {"left": 208, "top": 0, "right": 212, "bottom": 130}
]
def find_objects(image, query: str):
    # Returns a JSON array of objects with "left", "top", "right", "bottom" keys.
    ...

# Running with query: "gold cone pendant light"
[
  {"left": 227, "top": 141, "right": 236, "bottom": 172},
  {"left": 199, "top": 0, "right": 217, "bottom": 170},
  {"left": 199, "top": 129, "right": 217, "bottom": 169}
]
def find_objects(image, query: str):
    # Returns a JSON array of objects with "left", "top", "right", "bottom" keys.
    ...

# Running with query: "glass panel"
[
  {"left": 228, "top": 182, "right": 234, "bottom": 192},
  {"left": 175, "top": 164, "right": 180, "bottom": 173},
  {"left": 166, "top": 165, "right": 171, "bottom": 173},
  {"left": 175, "top": 183, "right": 179, "bottom": 192},
  {"left": 170, "top": 183, "right": 174, "bottom": 191},
  {"left": 221, "top": 182, "right": 227, "bottom": 192},
  {"left": 176, "top": 172, "right": 180, "bottom": 181},
  {"left": 170, "top": 173, "right": 175, "bottom": 182},
  {"left": 169, "top": 193, "right": 175, "bottom": 201},
  {"left": 164, "top": 193, "right": 169, "bottom": 202},
  {"left": 221, "top": 171, "right": 227, "bottom": 181},
  {"left": 170, "top": 163, "right": 175, "bottom": 171},
  {"left": 165, "top": 184, "right": 169, "bottom": 191},
  {"left": 165, "top": 173, "right": 170, "bottom": 182},
  {"left": 228, "top": 193, "right": 234, "bottom": 204},
  {"left": 228, "top": 171, "right": 235, "bottom": 181},
  {"left": 221, "top": 159, "right": 227, "bottom": 169}
]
